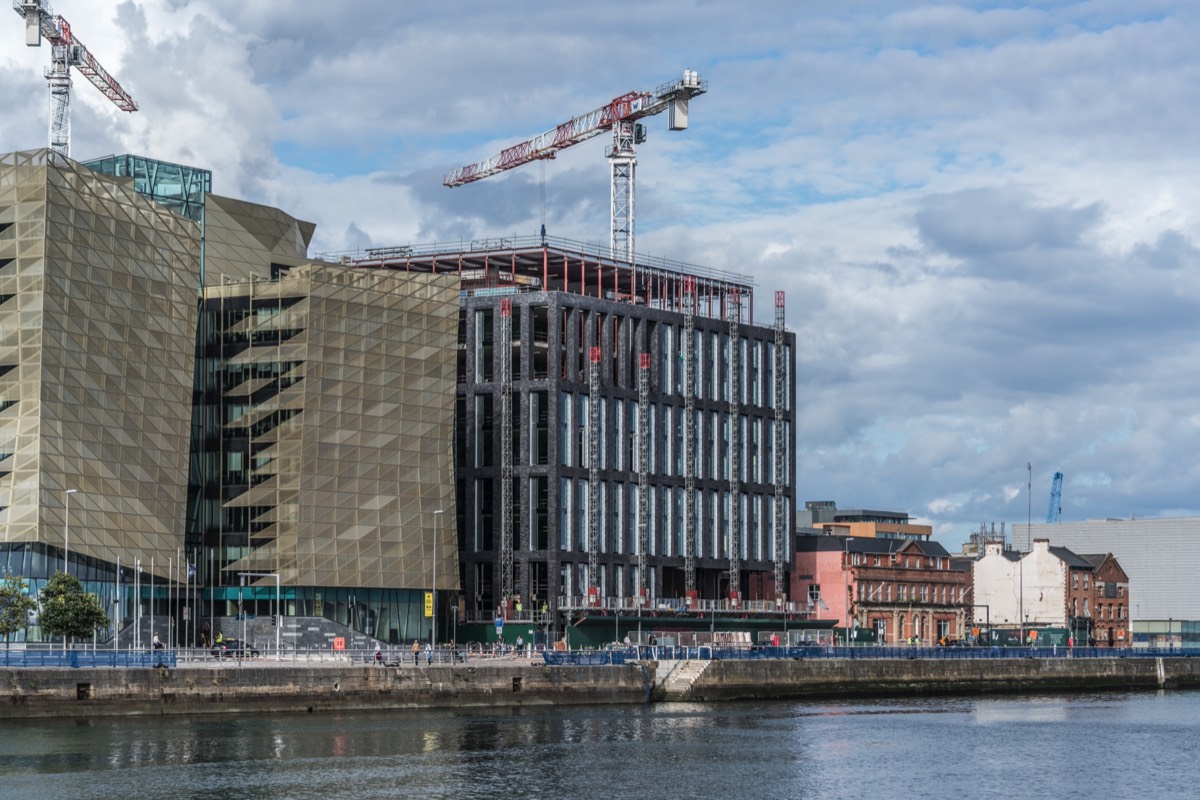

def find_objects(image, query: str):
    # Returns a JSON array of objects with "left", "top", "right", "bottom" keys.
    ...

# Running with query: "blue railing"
[
  {"left": 0, "top": 650, "right": 177, "bottom": 668},
  {"left": 543, "top": 645, "right": 1200, "bottom": 665}
]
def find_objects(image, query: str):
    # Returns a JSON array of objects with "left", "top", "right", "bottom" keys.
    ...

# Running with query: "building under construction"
[{"left": 345, "top": 235, "right": 796, "bottom": 627}]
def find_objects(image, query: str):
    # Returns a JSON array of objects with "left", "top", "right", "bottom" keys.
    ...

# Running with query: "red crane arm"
[
  {"left": 444, "top": 90, "right": 655, "bottom": 187},
  {"left": 17, "top": 3, "right": 137, "bottom": 112},
  {"left": 56, "top": 20, "right": 138, "bottom": 112}
]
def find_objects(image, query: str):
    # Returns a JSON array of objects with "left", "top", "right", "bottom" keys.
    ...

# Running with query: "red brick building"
[{"left": 793, "top": 535, "right": 973, "bottom": 645}]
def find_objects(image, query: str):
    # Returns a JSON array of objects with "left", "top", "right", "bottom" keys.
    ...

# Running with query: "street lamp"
[
  {"left": 63, "top": 489, "right": 78, "bottom": 576},
  {"left": 433, "top": 509, "right": 444, "bottom": 652},
  {"left": 1021, "top": 462, "right": 1030, "bottom": 646}
]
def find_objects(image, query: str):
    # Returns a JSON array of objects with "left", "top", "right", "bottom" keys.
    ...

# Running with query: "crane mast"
[
  {"left": 444, "top": 70, "right": 707, "bottom": 262},
  {"left": 14, "top": 0, "right": 138, "bottom": 157},
  {"left": 1046, "top": 471, "right": 1063, "bottom": 523}
]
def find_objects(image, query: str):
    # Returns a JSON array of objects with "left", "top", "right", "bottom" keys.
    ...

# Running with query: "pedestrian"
[
  {"left": 152, "top": 632, "right": 163, "bottom": 650},
  {"left": 425, "top": 642, "right": 433, "bottom": 665},
  {"left": 374, "top": 644, "right": 383, "bottom": 666},
  {"left": 411, "top": 638, "right": 420, "bottom": 665},
  {"left": 516, "top": 634, "right": 524, "bottom": 654}
]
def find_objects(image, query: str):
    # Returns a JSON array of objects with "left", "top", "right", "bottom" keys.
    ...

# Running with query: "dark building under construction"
[{"left": 347, "top": 236, "right": 796, "bottom": 626}]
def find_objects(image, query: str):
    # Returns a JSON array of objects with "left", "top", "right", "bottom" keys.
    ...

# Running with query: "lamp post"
[
  {"left": 1021, "top": 462, "right": 1030, "bottom": 646},
  {"left": 433, "top": 509, "right": 444, "bottom": 653},
  {"left": 63, "top": 489, "right": 78, "bottom": 575}
]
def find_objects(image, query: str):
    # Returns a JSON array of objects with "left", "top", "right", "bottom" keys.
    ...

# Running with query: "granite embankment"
[
  {"left": 5, "top": 656, "right": 1200, "bottom": 718},
  {"left": 664, "top": 655, "right": 1200, "bottom": 702},
  {"left": 0, "top": 660, "right": 649, "bottom": 719}
]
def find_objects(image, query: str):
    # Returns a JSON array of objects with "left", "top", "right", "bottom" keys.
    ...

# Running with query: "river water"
[{"left": 1, "top": 690, "right": 1196, "bottom": 800}]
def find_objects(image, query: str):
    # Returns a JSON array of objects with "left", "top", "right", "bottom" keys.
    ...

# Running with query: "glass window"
[
  {"left": 559, "top": 393, "right": 571, "bottom": 466},
  {"left": 559, "top": 478, "right": 571, "bottom": 550}
]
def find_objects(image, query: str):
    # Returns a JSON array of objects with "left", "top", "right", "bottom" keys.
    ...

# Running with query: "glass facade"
[
  {"left": 190, "top": 266, "right": 460, "bottom": 644},
  {"left": 0, "top": 150, "right": 201, "bottom": 642}
]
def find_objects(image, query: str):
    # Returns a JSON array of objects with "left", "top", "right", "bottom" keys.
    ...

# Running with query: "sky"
[{"left": 3, "top": 1, "right": 1199, "bottom": 549}]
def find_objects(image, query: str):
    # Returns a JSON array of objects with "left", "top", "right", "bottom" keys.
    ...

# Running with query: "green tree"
[
  {"left": 0, "top": 577, "right": 37, "bottom": 648},
  {"left": 38, "top": 572, "right": 108, "bottom": 647}
]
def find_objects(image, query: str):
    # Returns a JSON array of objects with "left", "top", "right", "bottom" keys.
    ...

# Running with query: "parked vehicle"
[{"left": 211, "top": 639, "right": 260, "bottom": 658}]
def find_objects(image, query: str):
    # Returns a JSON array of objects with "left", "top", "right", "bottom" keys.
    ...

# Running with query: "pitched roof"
[{"left": 1047, "top": 545, "right": 1094, "bottom": 569}]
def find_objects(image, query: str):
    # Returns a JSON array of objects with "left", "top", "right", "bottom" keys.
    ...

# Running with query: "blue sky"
[{"left": 3, "top": 1, "right": 1199, "bottom": 547}]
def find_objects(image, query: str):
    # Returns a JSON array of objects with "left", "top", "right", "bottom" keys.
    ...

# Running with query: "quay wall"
[
  {"left": 681, "top": 656, "right": 1200, "bottom": 702},
  {"left": 0, "top": 662, "right": 648, "bottom": 719},
  {"left": 6, "top": 657, "right": 1200, "bottom": 718}
]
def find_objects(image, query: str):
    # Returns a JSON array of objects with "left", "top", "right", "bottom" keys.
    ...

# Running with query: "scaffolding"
[
  {"left": 587, "top": 342, "right": 601, "bottom": 598},
  {"left": 683, "top": 276, "right": 697, "bottom": 593},
  {"left": 637, "top": 351, "right": 650, "bottom": 606},
  {"left": 773, "top": 291, "right": 787, "bottom": 601},
  {"left": 728, "top": 287, "right": 742, "bottom": 605},
  {"left": 499, "top": 297, "right": 514, "bottom": 605},
  {"left": 339, "top": 235, "right": 754, "bottom": 320}
]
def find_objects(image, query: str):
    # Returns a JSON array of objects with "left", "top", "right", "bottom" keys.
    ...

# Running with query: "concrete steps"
[{"left": 658, "top": 658, "right": 712, "bottom": 701}]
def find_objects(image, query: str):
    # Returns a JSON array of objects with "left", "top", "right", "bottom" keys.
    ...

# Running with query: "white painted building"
[
  {"left": 1014, "top": 518, "right": 1200, "bottom": 621},
  {"left": 974, "top": 540, "right": 1079, "bottom": 628}
]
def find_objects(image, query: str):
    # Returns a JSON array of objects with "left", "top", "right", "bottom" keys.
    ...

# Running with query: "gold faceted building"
[
  {"left": 0, "top": 149, "right": 199, "bottom": 635},
  {"left": 196, "top": 265, "right": 459, "bottom": 644},
  {"left": 0, "top": 150, "right": 460, "bottom": 647}
]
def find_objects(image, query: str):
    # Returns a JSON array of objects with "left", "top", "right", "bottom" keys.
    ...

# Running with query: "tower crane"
[
  {"left": 444, "top": 69, "right": 707, "bottom": 262},
  {"left": 13, "top": 0, "right": 138, "bottom": 157},
  {"left": 1046, "top": 471, "right": 1063, "bottom": 523}
]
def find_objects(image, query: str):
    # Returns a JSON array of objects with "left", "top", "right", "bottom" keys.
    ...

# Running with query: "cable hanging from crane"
[{"left": 14, "top": 0, "right": 138, "bottom": 157}]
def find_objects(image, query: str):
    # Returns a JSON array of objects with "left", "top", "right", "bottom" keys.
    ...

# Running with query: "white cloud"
[{"left": 3, "top": 0, "right": 1200, "bottom": 548}]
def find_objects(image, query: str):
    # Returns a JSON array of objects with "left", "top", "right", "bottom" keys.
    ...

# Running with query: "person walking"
[
  {"left": 411, "top": 639, "right": 420, "bottom": 665},
  {"left": 424, "top": 642, "right": 433, "bottom": 665},
  {"left": 374, "top": 645, "right": 383, "bottom": 666}
]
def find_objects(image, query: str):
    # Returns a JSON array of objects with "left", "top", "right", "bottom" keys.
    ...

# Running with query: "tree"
[
  {"left": 0, "top": 577, "right": 37, "bottom": 648},
  {"left": 38, "top": 572, "right": 108, "bottom": 647}
]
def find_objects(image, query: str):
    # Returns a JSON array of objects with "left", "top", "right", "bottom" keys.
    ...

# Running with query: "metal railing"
[
  {"left": 539, "top": 644, "right": 1200, "bottom": 665},
  {"left": 0, "top": 649, "right": 176, "bottom": 668},
  {"left": 555, "top": 595, "right": 803, "bottom": 614}
]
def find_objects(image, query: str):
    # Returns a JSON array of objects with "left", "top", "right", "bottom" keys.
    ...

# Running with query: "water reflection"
[{"left": 1, "top": 692, "right": 1198, "bottom": 799}]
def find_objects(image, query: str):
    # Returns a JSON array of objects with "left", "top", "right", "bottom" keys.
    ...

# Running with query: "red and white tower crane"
[
  {"left": 13, "top": 0, "right": 138, "bottom": 157},
  {"left": 444, "top": 70, "right": 707, "bottom": 262}
]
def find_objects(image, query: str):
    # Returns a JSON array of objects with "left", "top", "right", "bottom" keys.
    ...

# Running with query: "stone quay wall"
[
  {"left": 0, "top": 662, "right": 649, "bottom": 719},
  {"left": 5, "top": 656, "right": 1200, "bottom": 718},
  {"left": 679, "top": 656, "right": 1200, "bottom": 702}
]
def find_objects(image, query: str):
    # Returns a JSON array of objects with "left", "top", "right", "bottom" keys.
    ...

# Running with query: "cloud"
[{"left": 4, "top": 1, "right": 1200, "bottom": 549}]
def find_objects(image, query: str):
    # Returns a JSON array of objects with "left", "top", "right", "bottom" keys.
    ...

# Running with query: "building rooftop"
[{"left": 323, "top": 235, "right": 761, "bottom": 323}]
